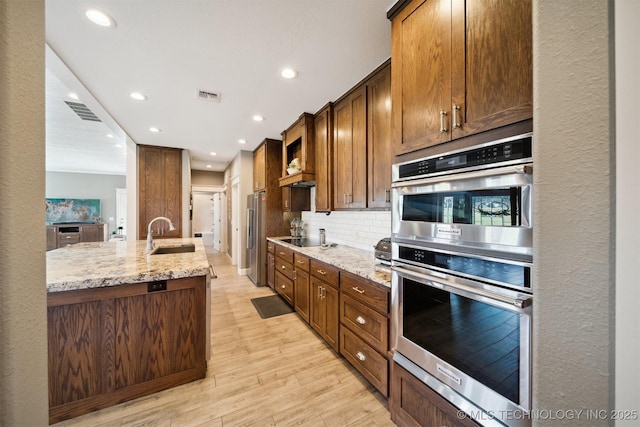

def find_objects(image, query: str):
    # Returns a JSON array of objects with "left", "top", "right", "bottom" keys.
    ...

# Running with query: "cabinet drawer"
[
  {"left": 275, "top": 271, "right": 294, "bottom": 306},
  {"left": 275, "top": 245, "right": 294, "bottom": 264},
  {"left": 294, "top": 253, "right": 310, "bottom": 272},
  {"left": 275, "top": 258, "right": 294, "bottom": 280},
  {"left": 340, "top": 326, "right": 388, "bottom": 397},
  {"left": 58, "top": 232, "right": 80, "bottom": 246},
  {"left": 340, "top": 293, "right": 388, "bottom": 354},
  {"left": 340, "top": 271, "right": 389, "bottom": 314},
  {"left": 310, "top": 259, "right": 339, "bottom": 285},
  {"left": 267, "top": 241, "right": 275, "bottom": 254}
]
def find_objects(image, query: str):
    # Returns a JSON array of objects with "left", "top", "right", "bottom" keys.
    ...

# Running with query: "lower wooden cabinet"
[
  {"left": 47, "top": 223, "right": 105, "bottom": 250},
  {"left": 310, "top": 261, "right": 340, "bottom": 353},
  {"left": 47, "top": 276, "right": 207, "bottom": 424},
  {"left": 390, "top": 362, "right": 480, "bottom": 427},
  {"left": 275, "top": 270, "right": 294, "bottom": 305},
  {"left": 293, "top": 253, "right": 310, "bottom": 323},
  {"left": 340, "top": 326, "right": 388, "bottom": 395}
]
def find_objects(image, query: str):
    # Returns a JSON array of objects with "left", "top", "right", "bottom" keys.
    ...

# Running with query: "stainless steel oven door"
[
  {"left": 391, "top": 263, "right": 532, "bottom": 425},
  {"left": 391, "top": 164, "right": 533, "bottom": 261}
]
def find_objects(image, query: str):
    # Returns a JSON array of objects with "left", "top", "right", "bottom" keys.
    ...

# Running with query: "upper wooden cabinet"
[
  {"left": 314, "top": 103, "right": 333, "bottom": 212},
  {"left": 334, "top": 60, "right": 392, "bottom": 210},
  {"left": 334, "top": 84, "right": 367, "bottom": 209},
  {"left": 279, "top": 113, "right": 315, "bottom": 187},
  {"left": 366, "top": 62, "right": 392, "bottom": 209},
  {"left": 253, "top": 143, "right": 266, "bottom": 192},
  {"left": 138, "top": 145, "right": 182, "bottom": 239},
  {"left": 389, "top": 0, "right": 532, "bottom": 155}
]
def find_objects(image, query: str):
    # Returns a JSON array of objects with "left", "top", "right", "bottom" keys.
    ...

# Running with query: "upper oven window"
[{"left": 402, "top": 188, "right": 522, "bottom": 227}]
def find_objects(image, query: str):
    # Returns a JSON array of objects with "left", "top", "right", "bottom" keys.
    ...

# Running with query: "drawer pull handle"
[
  {"left": 356, "top": 315, "right": 366, "bottom": 325},
  {"left": 352, "top": 286, "right": 365, "bottom": 294},
  {"left": 297, "top": 260, "right": 305, "bottom": 264},
  {"left": 279, "top": 252, "right": 286, "bottom": 256},
  {"left": 317, "top": 269, "right": 326, "bottom": 275},
  {"left": 356, "top": 351, "right": 366, "bottom": 362}
]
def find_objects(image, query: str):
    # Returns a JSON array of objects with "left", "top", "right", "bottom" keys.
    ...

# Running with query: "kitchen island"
[{"left": 46, "top": 238, "right": 211, "bottom": 424}]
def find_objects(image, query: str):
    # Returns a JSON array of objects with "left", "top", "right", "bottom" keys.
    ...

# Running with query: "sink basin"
[{"left": 151, "top": 244, "right": 196, "bottom": 255}]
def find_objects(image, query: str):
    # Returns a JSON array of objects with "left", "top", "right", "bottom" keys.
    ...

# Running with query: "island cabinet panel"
[
  {"left": 390, "top": 0, "right": 532, "bottom": 155},
  {"left": 114, "top": 287, "right": 199, "bottom": 387},
  {"left": 47, "top": 276, "right": 206, "bottom": 424}
]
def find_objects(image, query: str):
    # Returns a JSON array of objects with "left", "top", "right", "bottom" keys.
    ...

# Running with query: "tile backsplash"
[{"left": 301, "top": 210, "right": 391, "bottom": 252}]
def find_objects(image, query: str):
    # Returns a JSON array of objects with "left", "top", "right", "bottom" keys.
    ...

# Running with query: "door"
[
  {"left": 192, "top": 191, "right": 215, "bottom": 246},
  {"left": 212, "top": 193, "right": 222, "bottom": 252},
  {"left": 115, "top": 188, "right": 126, "bottom": 235}
]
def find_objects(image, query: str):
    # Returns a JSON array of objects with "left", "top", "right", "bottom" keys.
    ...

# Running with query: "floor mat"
[{"left": 251, "top": 294, "right": 294, "bottom": 319}]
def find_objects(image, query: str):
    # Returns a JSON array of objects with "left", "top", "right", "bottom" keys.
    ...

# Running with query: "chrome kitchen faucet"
[{"left": 146, "top": 216, "right": 175, "bottom": 250}]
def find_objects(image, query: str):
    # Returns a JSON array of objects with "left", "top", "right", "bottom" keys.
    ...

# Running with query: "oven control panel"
[
  {"left": 397, "top": 245, "right": 531, "bottom": 291},
  {"left": 396, "top": 134, "right": 532, "bottom": 180}
]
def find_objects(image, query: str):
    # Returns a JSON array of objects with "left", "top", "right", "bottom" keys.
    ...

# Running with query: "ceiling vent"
[
  {"left": 196, "top": 89, "right": 221, "bottom": 103},
  {"left": 64, "top": 101, "right": 102, "bottom": 122}
]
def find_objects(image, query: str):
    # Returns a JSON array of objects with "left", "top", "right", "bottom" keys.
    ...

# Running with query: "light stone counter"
[
  {"left": 268, "top": 237, "right": 391, "bottom": 287},
  {"left": 47, "top": 238, "right": 210, "bottom": 293}
]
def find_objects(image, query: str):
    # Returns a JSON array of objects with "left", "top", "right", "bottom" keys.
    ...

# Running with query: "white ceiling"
[{"left": 45, "top": 0, "right": 393, "bottom": 175}]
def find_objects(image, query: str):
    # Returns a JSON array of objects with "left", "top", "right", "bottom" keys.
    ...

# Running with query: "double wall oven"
[{"left": 391, "top": 133, "right": 533, "bottom": 427}]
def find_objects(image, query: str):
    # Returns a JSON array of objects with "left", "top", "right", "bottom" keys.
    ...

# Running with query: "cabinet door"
[
  {"left": 81, "top": 224, "right": 104, "bottom": 242},
  {"left": 253, "top": 144, "right": 266, "bottom": 192},
  {"left": 314, "top": 104, "right": 333, "bottom": 212},
  {"left": 324, "top": 283, "right": 340, "bottom": 352},
  {"left": 391, "top": 0, "right": 452, "bottom": 155},
  {"left": 267, "top": 252, "right": 275, "bottom": 289},
  {"left": 309, "top": 277, "right": 325, "bottom": 337},
  {"left": 138, "top": 145, "right": 182, "bottom": 239},
  {"left": 294, "top": 268, "right": 310, "bottom": 323},
  {"left": 334, "top": 85, "right": 367, "bottom": 209},
  {"left": 282, "top": 186, "right": 310, "bottom": 212},
  {"left": 451, "top": 0, "right": 532, "bottom": 139},
  {"left": 367, "top": 63, "right": 392, "bottom": 208}
]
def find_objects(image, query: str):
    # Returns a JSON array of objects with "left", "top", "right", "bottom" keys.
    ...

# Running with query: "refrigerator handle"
[{"left": 246, "top": 208, "right": 254, "bottom": 249}]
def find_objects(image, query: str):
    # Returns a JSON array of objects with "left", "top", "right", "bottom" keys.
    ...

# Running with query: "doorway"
[{"left": 192, "top": 191, "right": 216, "bottom": 247}]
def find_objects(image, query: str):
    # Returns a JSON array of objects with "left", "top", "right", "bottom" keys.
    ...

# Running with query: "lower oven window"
[{"left": 404, "top": 278, "right": 520, "bottom": 403}]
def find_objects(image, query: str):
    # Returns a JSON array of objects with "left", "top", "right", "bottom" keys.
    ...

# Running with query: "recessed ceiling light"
[
  {"left": 106, "top": 133, "right": 114, "bottom": 138},
  {"left": 281, "top": 68, "right": 298, "bottom": 79},
  {"left": 130, "top": 92, "right": 147, "bottom": 101},
  {"left": 68, "top": 92, "right": 79, "bottom": 100},
  {"left": 252, "top": 115, "right": 264, "bottom": 122},
  {"left": 238, "top": 139, "right": 247, "bottom": 144},
  {"left": 85, "top": 9, "right": 116, "bottom": 28},
  {"left": 149, "top": 127, "right": 161, "bottom": 133},
  {"left": 206, "top": 165, "right": 212, "bottom": 168},
  {"left": 209, "top": 152, "right": 217, "bottom": 156}
]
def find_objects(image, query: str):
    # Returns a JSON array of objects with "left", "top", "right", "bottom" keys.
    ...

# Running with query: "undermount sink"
[{"left": 151, "top": 244, "right": 196, "bottom": 255}]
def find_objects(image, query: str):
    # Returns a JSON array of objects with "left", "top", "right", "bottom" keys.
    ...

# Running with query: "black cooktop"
[{"left": 280, "top": 238, "right": 321, "bottom": 247}]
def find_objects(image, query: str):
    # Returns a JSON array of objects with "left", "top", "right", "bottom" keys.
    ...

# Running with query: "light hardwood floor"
[{"left": 52, "top": 249, "right": 394, "bottom": 427}]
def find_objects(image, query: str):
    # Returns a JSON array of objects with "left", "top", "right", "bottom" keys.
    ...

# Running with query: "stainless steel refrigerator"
[{"left": 246, "top": 191, "right": 266, "bottom": 286}]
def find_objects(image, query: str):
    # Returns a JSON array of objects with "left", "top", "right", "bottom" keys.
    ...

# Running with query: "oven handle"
[
  {"left": 391, "top": 163, "right": 532, "bottom": 189},
  {"left": 393, "top": 265, "right": 532, "bottom": 309}
]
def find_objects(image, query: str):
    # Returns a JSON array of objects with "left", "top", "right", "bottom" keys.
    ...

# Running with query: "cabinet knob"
[
  {"left": 356, "top": 351, "right": 366, "bottom": 362},
  {"left": 356, "top": 315, "right": 366, "bottom": 325},
  {"left": 281, "top": 284, "right": 286, "bottom": 289},
  {"left": 281, "top": 265, "right": 286, "bottom": 270}
]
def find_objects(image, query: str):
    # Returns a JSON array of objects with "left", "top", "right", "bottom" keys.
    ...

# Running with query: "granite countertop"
[
  {"left": 268, "top": 237, "right": 391, "bottom": 287},
  {"left": 47, "top": 238, "right": 210, "bottom": 293}
]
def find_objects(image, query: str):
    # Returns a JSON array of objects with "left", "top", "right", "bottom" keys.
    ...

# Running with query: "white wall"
[
  {"left": 615, "top": 0, "right": 640, "bottom": 423},
  {"left": 0, "top": 0, "right": 49, "bottom": 424},
  {"left": 224, "top": 150, "right": 253, "bottom": 270},
  {"left": 46, "top": 171, "right": 126, "bottom": 234},
  {"left": 533, "top": 1, "right": 614, "bottom": 424}
]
